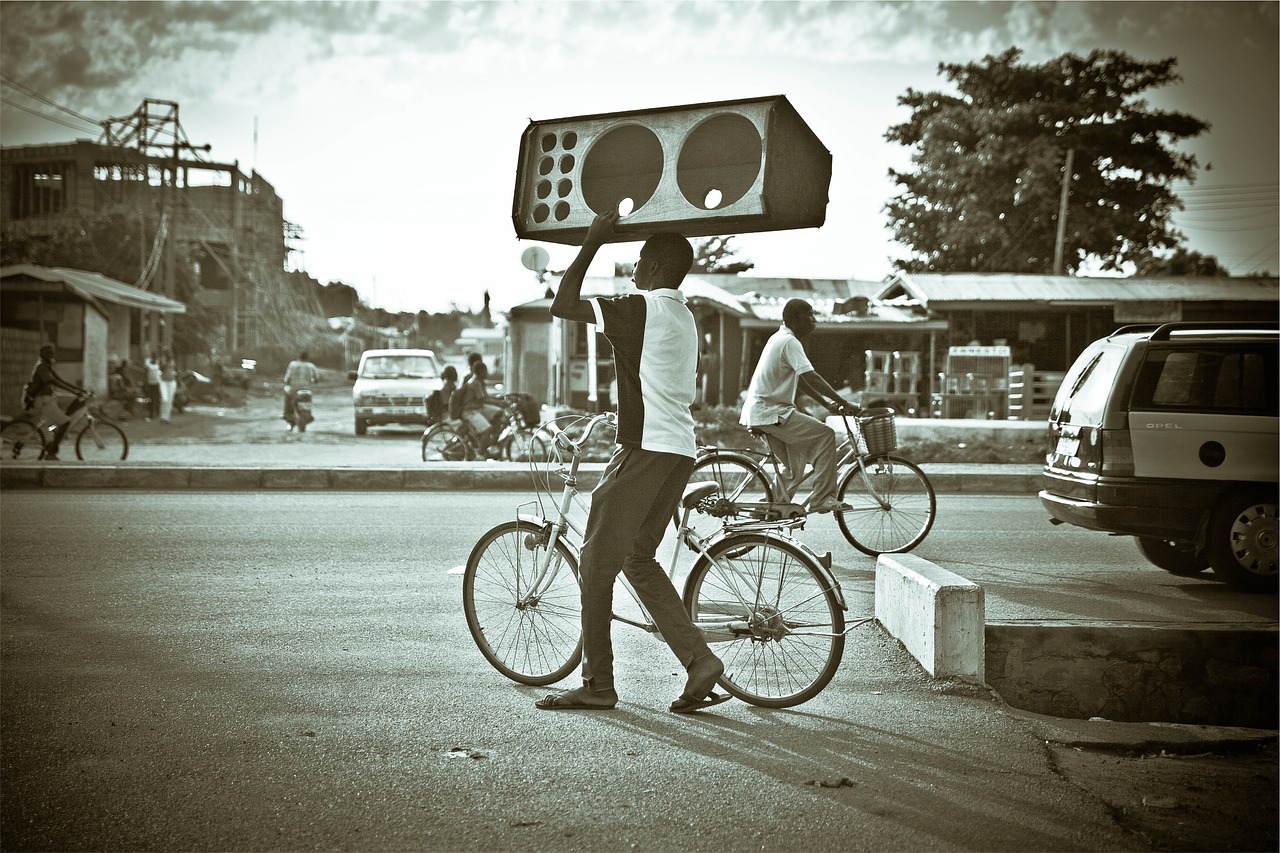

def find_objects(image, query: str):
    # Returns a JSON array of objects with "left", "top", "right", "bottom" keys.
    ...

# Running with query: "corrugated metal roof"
[
  {"left": 1, "top": 265, "right": 187, "bottom": 314},
  {"left": 690, "top": 275, "right": 882, "bottom": 301},
  {"left": 881, "top": 273, "right": 1279, "bottom": 305}
]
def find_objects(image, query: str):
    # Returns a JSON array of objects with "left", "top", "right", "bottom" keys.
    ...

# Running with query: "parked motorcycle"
[{"left": 290, "top": 388, "right": 314, "bottom": 433}]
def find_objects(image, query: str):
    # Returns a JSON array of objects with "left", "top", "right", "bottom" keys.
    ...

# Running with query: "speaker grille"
[{"left": 513, "top": 95, "right": 830, "bottom": 243}]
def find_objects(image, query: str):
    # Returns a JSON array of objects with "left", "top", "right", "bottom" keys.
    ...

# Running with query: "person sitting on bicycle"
[
  {"left": 456, "top": 359, "right": 504, "bottom": 457},
  {"left": 25, "top": 344, "right": 90, "bottom": 461},
  {"left": 740, "top": 298, "right": 860, "bottom": 514}
]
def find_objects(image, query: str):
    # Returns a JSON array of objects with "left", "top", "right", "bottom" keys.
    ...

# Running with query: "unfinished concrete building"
[{"left": 1, "top": 99, "right": 307, "bottom": 362}]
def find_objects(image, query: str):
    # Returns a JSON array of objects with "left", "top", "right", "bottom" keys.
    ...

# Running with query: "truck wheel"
[
  {"left": 1205, "top": 489, "right": 1278, "bottom": 593},
  {"left": 1134, "top": 537, "right": 1209, "bottom": 576}
]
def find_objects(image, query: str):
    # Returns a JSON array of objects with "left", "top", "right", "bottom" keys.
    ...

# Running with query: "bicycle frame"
[
  {"left": 709, "top": 414, "right": 894, "bottom": 511},
  {"left": 514, "top": 412, "right": 850, "bottom": 644}
]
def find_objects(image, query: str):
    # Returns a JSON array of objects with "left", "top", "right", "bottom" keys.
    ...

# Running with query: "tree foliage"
[
  {"left": 1133, "top": 247, "right": 1228, "bottom": 277},
  {"left": 691, "top": 236, "right": 755, "bottom": 274},
  {"left": 884, "top": 48, "right": 1209, "bottom": 274}
]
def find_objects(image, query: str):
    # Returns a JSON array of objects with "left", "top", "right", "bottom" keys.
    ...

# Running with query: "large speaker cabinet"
[{"left": 512, "top": 95, "right": 831, "bottom": 244}]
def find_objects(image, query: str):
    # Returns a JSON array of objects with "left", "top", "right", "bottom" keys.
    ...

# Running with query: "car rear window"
[
  {"left": 1131, "top": 345, "right": 1278, "bottom": 414},
  {"left": 1050, "top": 344, "right": 1126, "bottom": 424}
]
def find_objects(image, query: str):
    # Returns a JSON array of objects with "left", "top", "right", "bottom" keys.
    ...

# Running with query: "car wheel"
[
  {"left": 1134, "top": 536, "right": 1209, "bottom": 576},
  {"left": 355, "top": 417, "right": 367, "bottom": 436},
  {"left": 1205, "top": 489, "right": 1278, "bottom": 593}
]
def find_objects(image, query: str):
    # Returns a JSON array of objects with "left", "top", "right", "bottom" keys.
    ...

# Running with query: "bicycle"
[
  {"left": 421, "top": 393, "right": 548, "bottom": 462},
  {"left": 1, "top": 392, "right": 129, "bottom": 461},
  {"left": 685, "top": 407, "right": 936, "bottom": 556},
  {"left": 462, "top": 410, "right": 869, "bottom": 709}
]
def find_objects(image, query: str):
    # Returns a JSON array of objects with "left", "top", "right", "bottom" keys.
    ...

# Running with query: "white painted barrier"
[{"left": 875, "top": 553, "right": 985, "bottom": 681}]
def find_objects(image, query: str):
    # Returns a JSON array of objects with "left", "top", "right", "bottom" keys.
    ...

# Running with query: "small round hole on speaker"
[
  {"left": 703, "top": 188, "right": 723, "bottom": 209},
  {"left": 533, "top": 203, "right": 550, "bottom": 223},
  {"left": 538, "top": 156, "right": 554, "bottom": 176},
  {"left": 554, "top": 201, "right": 571, "bottom": 221},
  {"left": 536, "top": 180, "right": 552, "bottom": 199},
  {"left": 557, "top": 179, "right": 572, "bottom": 198},
  {"left": 617, "top": 198, "right": 635, "bottom": 216},
  {"left": 541, "top": 133, "right": 557, "bottom": 153},
  {"left": 563, "top": 132, "right": 578, "bottom": 150},
  {"left": 560, "top": 154, "right": 576, "bottom": 173}
]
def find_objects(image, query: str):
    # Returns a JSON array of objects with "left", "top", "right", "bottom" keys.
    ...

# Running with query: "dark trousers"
[
  {"left": 578, "top": 445, "right": 709, "bottom": 692},
  {"left": 145, "top": 383, "right": 160, "bottom": 419}
]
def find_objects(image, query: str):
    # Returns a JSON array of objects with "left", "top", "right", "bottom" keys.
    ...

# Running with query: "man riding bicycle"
[
  {"left": 740, "top": 298, "right": 860, "bottom": 514},
  {"left": 24, "top": 344, "right": 90, "bottom": 461}
]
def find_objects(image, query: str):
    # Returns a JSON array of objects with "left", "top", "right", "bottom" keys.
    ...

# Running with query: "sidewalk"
[{"left": 2, "top": 393, "right": 1046, "bottom": 492}]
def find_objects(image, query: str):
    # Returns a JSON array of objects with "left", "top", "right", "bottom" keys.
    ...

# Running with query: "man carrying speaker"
[
  {"left": 536, "top": 209, "right": 728, "bottom": 715},
  {"left": 740, "top": 298, "right": 860, "bottom": 515}
]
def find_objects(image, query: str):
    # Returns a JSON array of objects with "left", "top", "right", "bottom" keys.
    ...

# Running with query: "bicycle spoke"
[
  {"left": 464, "top": 521, "right": 582, "bottom": 686},
  {"left": 837, "top": 455, "right": 936, "bottom": 556},
  {"left": 685, "top": 534, "right": 843, "bottom": 707}
]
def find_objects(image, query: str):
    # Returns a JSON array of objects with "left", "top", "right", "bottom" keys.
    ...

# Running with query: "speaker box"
[{"left": 512, "top": 95, "right": 831, "bottom": 244}]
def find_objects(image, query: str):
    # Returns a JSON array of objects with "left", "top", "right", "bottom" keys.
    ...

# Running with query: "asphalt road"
[{"left": 2, "top": 491, "right": 1275, "bottom": 851}]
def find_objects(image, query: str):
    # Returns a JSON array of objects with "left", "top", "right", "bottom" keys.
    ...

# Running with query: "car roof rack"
[{"left": 1111, "top": 321, "right": 1279, "bottom": 340}]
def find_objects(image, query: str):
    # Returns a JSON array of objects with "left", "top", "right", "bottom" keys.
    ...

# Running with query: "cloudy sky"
[{"left": 2, "top": 1, "right": 1276, "bottom": 314}]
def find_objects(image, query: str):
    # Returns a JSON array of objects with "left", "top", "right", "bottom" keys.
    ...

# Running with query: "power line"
[
  {"left": 0, "top": 74, "right": 101, "bottom": 127},
  {"left": 0, "top": 95, "right": 96, "bottom": 134}
]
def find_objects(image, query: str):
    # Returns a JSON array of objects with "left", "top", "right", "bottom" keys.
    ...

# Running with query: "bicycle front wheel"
[
  {"left": 463, "top": 520, "right": 583, "bottom": 686},
  {"left": 422, "top": 424, "right": 473, "bottom": 462},
  {"left": 504, "top": 428, "right": 550, "bottom": 463},
  {"left": 0, "top": 420, "right": 45, "bottom": 460},
  {"left": 76, "top": 420, "right": 129, "bottom": 461},
  {"left": 678, "top": 450, "right": 775, "bottom": 540},
  {"left": 683, "top": 533, "right": 844, "bottom": 708},
  {"left": 835, "top": 454, "right": 936, "bottom": 556}
]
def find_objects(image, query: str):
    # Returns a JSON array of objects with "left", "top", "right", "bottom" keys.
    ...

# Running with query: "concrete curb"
[{"left": 0, "top": 462, "right": 1042, "bottom": 493}]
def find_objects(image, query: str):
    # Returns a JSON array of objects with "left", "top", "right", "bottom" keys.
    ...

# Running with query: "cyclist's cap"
[{"left": 39, "top": 344, "right": 55, "bottom": 358}]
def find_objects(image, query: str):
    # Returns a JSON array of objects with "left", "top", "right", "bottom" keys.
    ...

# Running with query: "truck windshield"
[{"left": 361, "top": 356, "right": 438, "bottom": 379}]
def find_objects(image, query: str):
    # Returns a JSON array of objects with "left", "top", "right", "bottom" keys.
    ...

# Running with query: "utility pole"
[{"left": 1053, "top": 147, "right": 1075, "bottom": 276}]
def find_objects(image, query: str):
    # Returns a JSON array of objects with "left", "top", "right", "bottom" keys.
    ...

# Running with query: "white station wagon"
[{"left": 1039, "top": 322, "right": 1278, "bottom": 592}]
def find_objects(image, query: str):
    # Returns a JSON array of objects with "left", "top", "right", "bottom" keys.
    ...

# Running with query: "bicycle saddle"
[{"left": 681, "top": 481, "right": 720, "bottom": 508}]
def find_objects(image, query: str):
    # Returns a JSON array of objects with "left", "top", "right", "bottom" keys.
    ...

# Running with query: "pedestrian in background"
[
  {"left": 157, "top": 346, "right": 177, "bottom": 424},
  {"left": 144, "top": 353, "right": 161, "bottom": 422}
]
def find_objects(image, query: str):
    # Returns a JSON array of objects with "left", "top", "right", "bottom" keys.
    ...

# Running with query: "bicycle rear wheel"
[
  {"left": 463, "top": 519, "right": 583, "bottom": 686},
  {"left": 835, "top": 454, "right": 936, "bottom": 556},
  {"left": 0, "top": 420, "right": 45, "bottom": 460},
  {"left": 683, "top": 533, "right": 844, "bottom": 708},
  {"left": 422, "top": 424, "right": 473, "bottom": 462},
  {"left": 75, "top": 420, "right": 129, "bottom": 461},
  {"left": 678, "top": 451, "right": 775, "bottom": 541}
]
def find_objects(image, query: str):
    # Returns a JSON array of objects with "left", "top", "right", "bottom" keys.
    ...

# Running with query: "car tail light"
[{"left": 1100, "top": 429, "right": 1135, "bottom": 476}]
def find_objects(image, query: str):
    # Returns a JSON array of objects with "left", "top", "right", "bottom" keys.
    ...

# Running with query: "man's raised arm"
[{"left": 550, "top": 210, "right": 620, "bottom": 324}]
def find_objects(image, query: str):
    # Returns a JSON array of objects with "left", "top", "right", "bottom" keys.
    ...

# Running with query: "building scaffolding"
[{"left": 2, "top": 98, "right": 320, "bottom": 359}]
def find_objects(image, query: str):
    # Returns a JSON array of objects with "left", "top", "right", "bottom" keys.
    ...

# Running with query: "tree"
[
  {"left": 691, "top": 236, "right": 755, "bottom": 274},
  {"left": 884, "top": 48, "right": 1209, "bottom": 274},
  {"left": 1134, "top": 247, "right": 1228, "bottom": 277}
]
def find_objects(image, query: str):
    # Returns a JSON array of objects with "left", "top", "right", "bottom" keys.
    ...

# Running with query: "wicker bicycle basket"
[{"left": 857, "top": 407, "right": 898, "bottom": 455}]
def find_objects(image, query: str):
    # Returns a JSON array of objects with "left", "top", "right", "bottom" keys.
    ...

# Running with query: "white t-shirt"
[
  {"left": 589, "top": 289, "right": 697, "bottom": 458},
  {"left": 740, "top": 324, "right": 814, "bottom": 427}
]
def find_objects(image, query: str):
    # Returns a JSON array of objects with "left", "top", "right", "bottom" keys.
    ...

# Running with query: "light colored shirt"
[
  {"left": 284, "top": 359, "right": 319, "bottom": 387},
  {"left": 740, "top": 324, "right": 814, "bottom": 427},
  {"left": 589, "top": 289, "right": 697, "bottom": 458}
]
